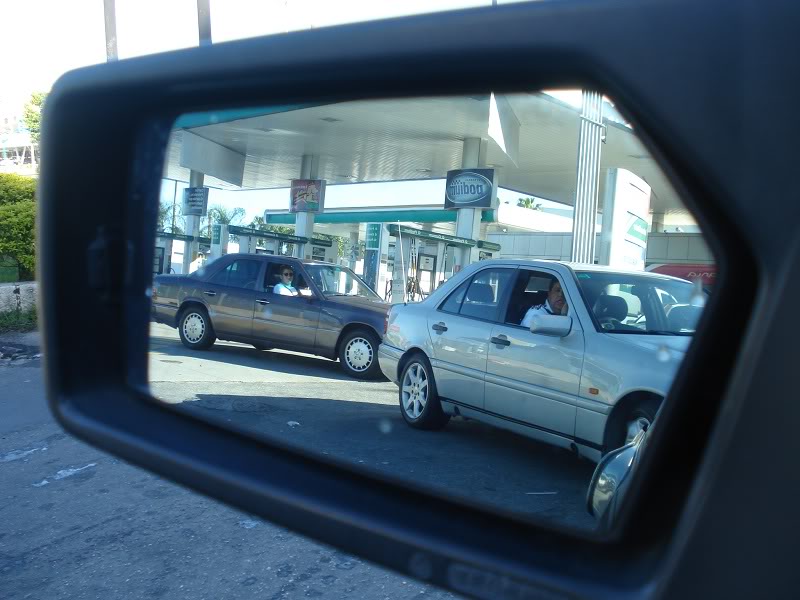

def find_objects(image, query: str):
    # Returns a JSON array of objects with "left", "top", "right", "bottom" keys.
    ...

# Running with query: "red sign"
[
  {"left": 646, "top": 263, "right": 716, "bottom": 285},
  {"left": 290, "top": 179, "right": 326, "bottom": 213}
]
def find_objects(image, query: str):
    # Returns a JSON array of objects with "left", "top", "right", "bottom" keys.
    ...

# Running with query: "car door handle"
[
  {"left": 256, "top": 299, "right": 270, "bottom": 305},
  {"left": 432, "top": 322, "right": 448, "bottom": 333},
  {"left": 490, "top": 335, "right": 511, "bottom": 347},
  {"left": 203, "top": 290, "right": 217, "bottom": 297}
]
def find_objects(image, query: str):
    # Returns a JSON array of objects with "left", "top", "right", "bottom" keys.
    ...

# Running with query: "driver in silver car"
[{"left": 520, "top": 278, "right": 569, "bottom": 327}]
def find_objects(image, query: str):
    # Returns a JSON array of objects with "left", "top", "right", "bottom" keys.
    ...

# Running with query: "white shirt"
[
  {"left": 520, "top": 299, "right": 557, "bottom": 328},
  {"left": 274, "top": 282, "right": 298, "bottom": 296}
]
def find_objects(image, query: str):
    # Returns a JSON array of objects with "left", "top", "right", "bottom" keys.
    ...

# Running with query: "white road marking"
[
  {"left": 1, "top": 446, "right": 47, "bottom": 463},
  {"left": 32, "top": 463, "right": 97, "bottom": 487}
]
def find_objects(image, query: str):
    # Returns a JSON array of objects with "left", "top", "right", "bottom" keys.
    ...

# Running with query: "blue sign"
[{"left": 445, "top": 169, "right": 495, "bottom": 209}]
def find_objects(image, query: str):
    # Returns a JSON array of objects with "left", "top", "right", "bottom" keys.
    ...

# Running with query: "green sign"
[
  {"left": 211, "top": 224, "right": 222, "bottom": 245},
  {"left": 387, "top": 224, "right": 476, "bottom": 247},
  {"left": 227, "top": 225, "right": 308, "bottom": 244},
  {"left": 626, "top": 214, "right": 649, "bottom": 244},
  {"left": 365, "top": 224, "right": 382, "bottom": 250},
  {"left": 477, "top": 240, "right": 501, "bottom": 252}
]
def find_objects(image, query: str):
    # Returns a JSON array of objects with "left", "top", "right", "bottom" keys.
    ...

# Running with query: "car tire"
[
  {"left": 178, "top": 306, "right": 216, "bottom": 350},
  {"left": 338, "top": 328, "right": 382, "bottom": 380},
  {"left": 399, "top": 354, "right": 450, "bottom": 430}
]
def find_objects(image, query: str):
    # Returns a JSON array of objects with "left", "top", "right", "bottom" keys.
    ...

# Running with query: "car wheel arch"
[
  {"left": 334, "top": 322, "right": 382, "bottom": 358},
  {"left": 603, "top": 390, "right": 663, "bottom": 452},
  {"left": 176, "top": 300, "right": 210, "bottom": 327},
  {"left": 397, "top": 347, "right": 430, "bottom": 382}
]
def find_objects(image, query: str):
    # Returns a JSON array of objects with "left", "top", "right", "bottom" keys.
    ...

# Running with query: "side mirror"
[
  {"left": 586, "top": 428, "right": 647, "bottom": 526},
  {"left": 530, "top": 314, "right": 572, "bottom": 337}
]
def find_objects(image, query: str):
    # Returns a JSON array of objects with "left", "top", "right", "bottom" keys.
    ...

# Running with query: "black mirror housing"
[{"left": 37, "top": 1, "right": 799, "bottom": 598}]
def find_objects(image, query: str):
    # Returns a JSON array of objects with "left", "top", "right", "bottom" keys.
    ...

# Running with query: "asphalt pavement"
[
  {"left": 148, "top": 324, "right": 596, "bottom": 527},
  {"left": 0, "top": 335, "right": 459, "bottom": 600},
  {"left": 2, "top": 324, "right": 597, "bottom": 599}
]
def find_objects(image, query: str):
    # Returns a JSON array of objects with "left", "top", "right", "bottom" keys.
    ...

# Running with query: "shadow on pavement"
[
  {"left": 149, "top": 333, "right": 361, "bottom": 382},
  {"left": 173, "top": 392, "right": 597, "bottom": 530}
]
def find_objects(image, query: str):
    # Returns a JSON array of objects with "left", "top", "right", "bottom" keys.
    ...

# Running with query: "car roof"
[
  {"left": 473, "top": 258, "right": 695, "bottom": 283},
  {"left": 222, "top": 253, "right": 337, "bottom": 267}
]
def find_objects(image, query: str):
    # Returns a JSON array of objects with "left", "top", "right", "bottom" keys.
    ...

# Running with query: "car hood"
[
  {"left": 608, "top": 334, "right": 692, "bottom": 356},
  {"left": 325, "top": 294, "right": 389, "bottom": 313}
]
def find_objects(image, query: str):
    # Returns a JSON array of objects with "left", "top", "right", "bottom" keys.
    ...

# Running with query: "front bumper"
[{"left": 378, "top": 343, "right": 403, "bottom": 385}]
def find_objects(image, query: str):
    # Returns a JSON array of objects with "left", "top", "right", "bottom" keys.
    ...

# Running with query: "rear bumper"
[
  {"left": 378, "top": 343, "right": 403, "bottom": 385},
  {"left": 151, "top": 302, "right": 179, "bottom": 327}
]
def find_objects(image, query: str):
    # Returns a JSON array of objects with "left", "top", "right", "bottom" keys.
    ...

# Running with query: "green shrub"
[
  {"left": 0, "top": 306, "right": 37, "bottom": 333},
  {"left": 0, "top": 201, "right": 36, "bottom": 280},
  {"left": 0, "top": 173, "right": 37, "bottom": 206}
]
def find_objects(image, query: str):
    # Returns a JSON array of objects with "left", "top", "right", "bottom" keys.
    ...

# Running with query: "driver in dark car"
[
  {"left": 520, "top": 278, "right": 568, "bottom": 327},
  {"left": 274, "top": 266, "right": 299, "bottom": 296}
]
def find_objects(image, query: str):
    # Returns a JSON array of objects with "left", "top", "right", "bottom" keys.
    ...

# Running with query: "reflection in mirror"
[{"left": 148, "top": 91, "right": 715, "bottom": 532}]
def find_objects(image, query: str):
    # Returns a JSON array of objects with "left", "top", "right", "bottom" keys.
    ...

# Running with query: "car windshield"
[
  {"left": 306, "top": 264, "right": 380, "bottom": 299},
  {"left": 575, "top": 271, "right": 706, "bottom": 335}
]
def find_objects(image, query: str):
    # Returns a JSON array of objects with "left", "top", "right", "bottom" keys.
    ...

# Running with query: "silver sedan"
[{"left": 379, "top": 259, "right": 703, "bottom": 461}]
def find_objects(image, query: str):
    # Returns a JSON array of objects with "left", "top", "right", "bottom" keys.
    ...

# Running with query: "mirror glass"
[{"left": 148, "top": 91, "right": 715, "bottom": 532}]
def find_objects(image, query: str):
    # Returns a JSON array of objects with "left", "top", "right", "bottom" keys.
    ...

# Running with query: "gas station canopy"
[{"left": 163, "top": 92, "right": 683, "bottom": 217}]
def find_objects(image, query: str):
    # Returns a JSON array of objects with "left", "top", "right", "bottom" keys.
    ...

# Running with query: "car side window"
[
  {"left": 263, "top": 262, "right": 283, "bottom": 293},
  {"left": 209, "top": 259, "right": 261, "bottom": 290},
  {"left": 594, "top": 284, "right": 647, "bottom": 329},
  {"left": 503, "top": 270, "right": 557, "bottom": 326},
  {"left": 458, "top": 269, "right": 515, "bottom": 322},
  {"left": 263, "top": 262, "right": 312, "bottom": 296},
  {"left": 439, "top": 280, "right": 470, "bottom": 314}
]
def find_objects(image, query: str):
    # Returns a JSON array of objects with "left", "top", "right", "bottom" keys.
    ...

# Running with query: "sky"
[
  {"left": 4, "top": 0, "right": 536, "bottom": 108},
  {"left": 2, "top": 0, "right": 595, "bottom": 223}
]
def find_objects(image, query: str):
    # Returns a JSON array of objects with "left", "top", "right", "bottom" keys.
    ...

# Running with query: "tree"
[
  {"left": 517, "top": 197, "right": 543, "bottom": 210},
  {"left": 0, "top": 201, "right": 36, "bottom": 280},
  {"left": 0, "top": 173, "right": 37, "bottom": 206},
  {"left": 0, "top": 174, "right": 37, "bottom": 281},
  {"left": 249, "top": 216, "right": 292, "bottom": 235},
  {"left": 195, "top": 204, "right": 246, "bottom": 238},
  {"left": 23, "top": 92, "right": 47, "bottom": 146},
  {"left": 207, "top": 205, "right": 245, "bottom": 227},
  {"left": 249, "top": 216, "right": 267, "bottom": 230},
  {"left": 157, "top": 201, "right": 183, "bottom": 234}
]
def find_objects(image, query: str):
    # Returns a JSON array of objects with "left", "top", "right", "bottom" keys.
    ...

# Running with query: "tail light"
[{"left": 384, "top": 307, "right": 392, "bottom": 336}]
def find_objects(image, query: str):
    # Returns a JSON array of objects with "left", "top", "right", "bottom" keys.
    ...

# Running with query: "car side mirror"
[
  {"left": 586, "top": 428, "right": 647, "bottom": 526},
  {"left": 530, "top": 314, "right": 572, "bottom": 337}
]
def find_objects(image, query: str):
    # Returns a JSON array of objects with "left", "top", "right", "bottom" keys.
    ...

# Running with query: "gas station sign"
[
  {"left": 365, "top": 223, "right": 382, "bottom": 249},
  {"left": 182, "top": 187, "right": 209, "bottom": 216},
  {"left": 290, "top": 179, "right": 326, "bottom": 213},
  {"left": 444, "top": 169, "right": 497, "bottom": 209},
  {"left": 598, "top": 169, "right": 651, "bottom": 270}
]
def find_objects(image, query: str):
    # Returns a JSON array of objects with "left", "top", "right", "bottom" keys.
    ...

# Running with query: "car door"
[
  {"left": 251, "top": 261, "right": 321, "bottom": 349},
  {"left": 484, "top": 268, "right": 585, "bottom": 438},
  {"left": 201, "top": 257, "right": 263, "bottom": 338},
  {"left": 427, "top": 267, "right": 516, "bottom": 409}
]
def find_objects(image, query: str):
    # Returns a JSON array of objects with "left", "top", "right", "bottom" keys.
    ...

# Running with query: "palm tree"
[
  {"left": 249, "top": 216, "right": 267, "bottom": 230},
  {"left": 517, "top": 197, "right": 543, "bottom": 211},
  {"left": 205, "top": 205, "right": 246, "bottom": 236},
  {"left": 157, "top": 201, "right": 183, "bottom": 234}
]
